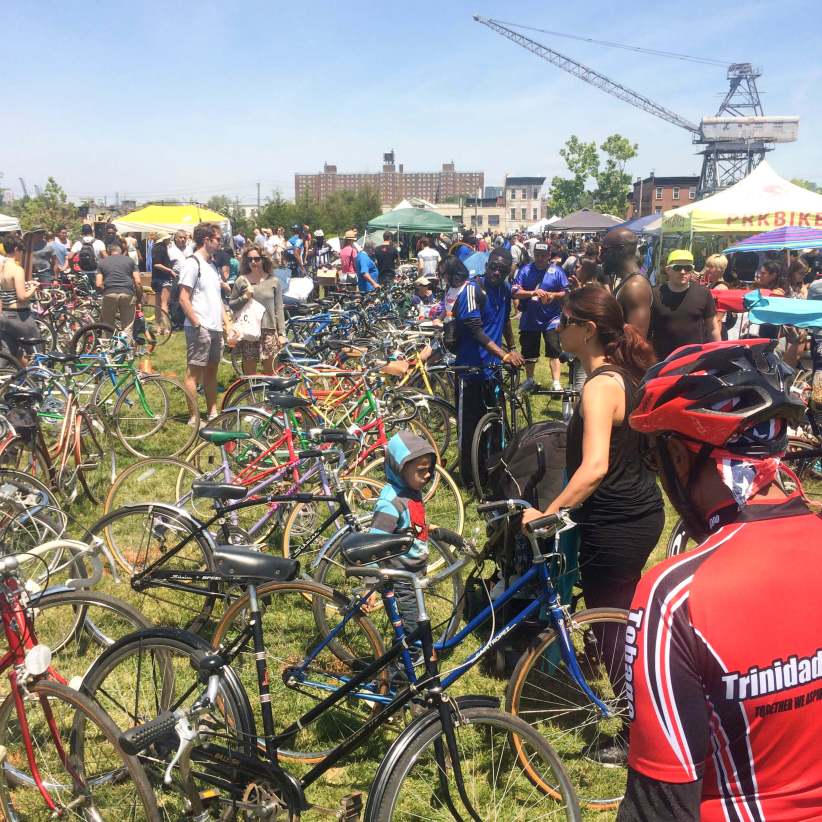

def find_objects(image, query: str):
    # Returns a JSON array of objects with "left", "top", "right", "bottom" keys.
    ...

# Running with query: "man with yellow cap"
[{"left": 649, "top": 249, "right": 719, "bottom": 361}]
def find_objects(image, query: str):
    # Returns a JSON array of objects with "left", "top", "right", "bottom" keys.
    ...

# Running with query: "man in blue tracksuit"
[
  {"left": 452, "top": 247, "right": 524, "bottom": 489},
  {"left": 512, "top": 242, "right": 568, "bottom": 392}
]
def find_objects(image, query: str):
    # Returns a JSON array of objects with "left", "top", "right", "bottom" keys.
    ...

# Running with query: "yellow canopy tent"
[
  {"left": 113, "top": 204, "right": 230, "bottom": 235},
  {"left": 661, "top": 162, "right": 822, "bottom": 235}
]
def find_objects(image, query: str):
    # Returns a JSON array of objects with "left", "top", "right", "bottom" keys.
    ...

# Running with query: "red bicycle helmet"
[{"left": 630, "top": 339, "right": 806, "bottom": 456}]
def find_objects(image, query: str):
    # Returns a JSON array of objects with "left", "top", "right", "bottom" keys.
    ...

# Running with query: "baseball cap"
[
  {"left": 414, "top": 276, "right": 431, "bottom": 287},
  {"left": 667, "top": 249, "right": 694, "bottom": 266},
  {"left": 533, "top": 242, "right": 550, "bottom": 254},
  {"left": 314, "top": 229, "right": 324, "bottom": 238}
]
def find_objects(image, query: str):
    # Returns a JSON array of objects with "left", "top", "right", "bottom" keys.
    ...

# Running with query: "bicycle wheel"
[
  {"left": 79, "top": 628, "right": 254, "bottom": 821},
  {"left": 75, "top": 410, "right": 114, "bottom": 504},
  {"left": 105, "top": 456, "right": 203, "bottom": 516},
  {"left": 506, "top": 608, "right": 629, "bottom": 810},
  {"left": 68, "top": 321, "right": 117, "bottom": 356},
  {"left": 785, "top": 436, "right": 822, "bottom": 507},
  {"left": 0, "top": 435, "right": 54, "bottom": 494},
  {"left": 29, "top": 589, "right": 153, "bottom": 685},
  {"left": 139, "top": 304, "right": 173, "bottom": 347},
  {"left": 471, "top": 411, "right": 509, "bottom": 501},
  {"left": 367, "top": 706, "right": 580, "bottom": 822},
  {"left": 393, "top": 390, "right": 455, "bottom": 464},
  {"left": 0, "top": 678, "right": 159, "bottom": 820},
  {"left": 212, "top": 579, "right": 388, "bottom": 762},
  {"left": 280, "top": 475, "right": 384, "bottom": 564},
  {"left": 87, "top": 504, "right": 219, "bottom": 631},
  {"left": 313, "top": 527, "right": 465, "bottom": 652},
  {"left": 665, "top": 517, "right": 693, "bottom": 558},
  {"left": 112, "top": 375, "right": 199, "bottom": 458}
]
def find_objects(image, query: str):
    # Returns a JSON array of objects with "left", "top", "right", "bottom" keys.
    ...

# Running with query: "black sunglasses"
[
  {"left": 559, "top": 313, "right": 586, "bottom": 329},
  {"left": 671, "top": 264, "right": 694, "bottom": 272},
  {"left": 487, "top": 263, "right": 509, "bottom": 274},
  {"left": 247, "top": 256, "right": 262, "bottom": 262}
]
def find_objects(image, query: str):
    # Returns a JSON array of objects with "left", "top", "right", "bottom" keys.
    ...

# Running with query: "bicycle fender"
[{"left": 364, "top": 694, "right": 499, "bottom": 819}]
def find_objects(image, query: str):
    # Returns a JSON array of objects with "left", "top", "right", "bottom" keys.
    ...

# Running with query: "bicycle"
[
  {"left": 0, "top": 553, "right": 159, "bottom": 819},
  {"left": 461, "top": 363, "right": 532, "bottom": 499},
  {"left": 81, "top": 535, "right": 580, "bottom": 821}
]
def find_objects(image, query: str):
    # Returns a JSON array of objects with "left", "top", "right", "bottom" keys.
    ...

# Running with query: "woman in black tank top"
[{"left": 522, "top": 287, "right": 663, "bottom": 613}]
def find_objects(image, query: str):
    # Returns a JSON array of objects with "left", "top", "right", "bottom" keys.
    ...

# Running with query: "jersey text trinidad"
[{"left": 624, "top": 502, "right": 822, "bottom": 822}]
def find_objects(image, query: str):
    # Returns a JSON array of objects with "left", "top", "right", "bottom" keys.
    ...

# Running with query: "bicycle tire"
[
  {"left": 75, "top": 409, "right": 113, "bottom": 504},
  {"left": 785, "top": 436, "right": 822, "bottom": 506},
  {"left": 87, "top": 504, "right": 219, "bottom": 631},
  {"left": 67, "top": 321, "right": 118, "bottom": 356},
  {"left": 505, "top": 607, "right": 629, "bottom": 810},
  {"left": 0, "top": 678, "right": 159, "bottom": 820},
  {"left": 312, "top": 526, "right": 466, "bottom": 651},
  {"left": 392, "top": 389, "right": 455, "bottom": 463},
  {"left": 665, "top": 517, "right": 693, "bottom": 558},
  {"left": 112, "top": 375, "right": 199, "bottom": 458},
  {"left": 28, "top": 588, "right": 153, "bottom": 685},
  {"left": 470, "top": 411, "right": 509, "bottom": 501},
  {"left": 366, "top": 706, "right": 580, "bottom": 822},
  {"left": 138, "top": 304, "right": 173, "bottom": 347},
  {"left": 79, "top": 628, "right": 254, "bottom": 820},
  {"left": 212, "top": 579, "right": 389, "bottom": 763},
  {"left": 104, "top": 456, "right": 198, "bottom": 514},
  {"left": 0, "top": 435, "right": 55, "bottom": 495}
]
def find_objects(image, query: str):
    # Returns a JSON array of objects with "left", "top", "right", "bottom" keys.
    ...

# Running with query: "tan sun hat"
[{"left": 344, "top": 229, "right": 358, "bottom": 240}]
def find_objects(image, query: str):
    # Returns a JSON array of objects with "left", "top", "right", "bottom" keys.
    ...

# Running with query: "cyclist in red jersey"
[{"left": 617, "top": 338, "right": 822, "bottom": 822}]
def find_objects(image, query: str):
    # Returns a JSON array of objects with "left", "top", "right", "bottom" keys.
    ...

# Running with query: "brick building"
[
  {"left": 626, "top": 174, "right": 700, "bottom": 219},
  {"left": 294, "top": 154, "right": 484, "bottom": 206},
  {"left": 504, "top": 176, "right": 546, "bottom": 230}
]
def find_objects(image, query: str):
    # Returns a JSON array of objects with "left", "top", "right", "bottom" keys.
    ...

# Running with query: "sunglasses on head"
[{"left": 671, "top": 264, "right": 694, "bottom": 272}]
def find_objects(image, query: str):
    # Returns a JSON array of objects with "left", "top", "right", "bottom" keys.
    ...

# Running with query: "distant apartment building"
[
  {"left": 434, "top": 197, "right": 506, "bottom": 233},
  {"left": 626, "top": 174, "right": 700, "bottom": 218},
  {"left": 295, "top": 152, "right": 484, "bottom": 206},
  {"left": 504, "top": 176, "right": 546, "bottom": 230}
]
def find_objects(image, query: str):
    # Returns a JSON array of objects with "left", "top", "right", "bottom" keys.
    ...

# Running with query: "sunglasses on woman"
[
  {"left": 248, "top": 256, "right": 262, "bottom": 262},
  {"left": 558, "top": 313, "right": 587, "bottom": 329}
]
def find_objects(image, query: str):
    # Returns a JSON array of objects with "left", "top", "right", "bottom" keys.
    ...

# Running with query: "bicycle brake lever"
[{"left": 164, "top": 714, "right": 197, "bottom": 786}]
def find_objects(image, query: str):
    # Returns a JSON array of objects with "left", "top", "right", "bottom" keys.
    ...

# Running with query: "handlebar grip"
[
  {"left": 524, "top": 513, "right": 563, "bottom": 535},
  {"left": 119, "top": 712, "right": 178, "bottom": 756},
  {"left": 476, "top": 499, "right": 526, "bottom": 514}
]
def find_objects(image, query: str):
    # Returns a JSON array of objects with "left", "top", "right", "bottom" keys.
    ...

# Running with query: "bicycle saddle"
[
  {"left": 265, "top": 393, "right": 310, "bottom": 410},
  {"left": 256, "top": 375, "right": 299, "bottom": 391},
  {"left": 340, "top": 532, "right": 414, "bottom": 565},
  {"left": 4, "top": 385, "right": 43, "bottom": 404},
  {"left": 212, "top": 545, "right": 299, "bottom": 583},
  {"left": 18, "top": 337, "right": 45, "bottom": 347},
  {"left": 43, "top": 351, "right": 81, "bottom": 364},
  {"left": 198, "top": 428, "right": 252, "bottom": 444},
  {"left": 191, "top": 481, "right": 248, "bottom": 500}
]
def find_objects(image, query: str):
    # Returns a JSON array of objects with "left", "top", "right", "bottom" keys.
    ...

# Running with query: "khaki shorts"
[{"left": 185, "top": 326, "right": 223, "bottom": 367}]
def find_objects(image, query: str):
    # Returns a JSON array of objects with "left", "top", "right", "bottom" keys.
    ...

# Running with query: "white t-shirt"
[
  {"left": 179, "top": 254, "right": 223, "bottom": 331},
  {"left": 70, "top": 238, "right": 106, "bottom": 258},
  {"left": 167, "top": 242, "right": 189, "bottom": 273},
  {"left": 417, "top": 247, "right": 441, "bottom": 277}
]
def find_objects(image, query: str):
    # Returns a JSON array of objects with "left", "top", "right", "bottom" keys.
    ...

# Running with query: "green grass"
[{"left": 12, "top": 331, "right": 680, "bottom": 820}]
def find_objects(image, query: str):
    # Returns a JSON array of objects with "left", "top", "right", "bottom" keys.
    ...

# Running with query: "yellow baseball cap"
[{"left": 667, "top": 249, "right": 694, "bottom": 265}]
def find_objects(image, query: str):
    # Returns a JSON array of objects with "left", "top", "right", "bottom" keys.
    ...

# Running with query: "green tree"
[
  {"left": 548, "top": 136, "right": 598, "bottom": 216},
  {"left": 547, "top": 134, "right": 638, "bottom": 217},
  {"left": 791, "top": 178, "right": 820, "bottom": 193},
  {"left": 594, "top": 134, "right": 638, "bottom": 216},
  {"left": 8, "top": 177, "right": 81, "bottom": 234}
]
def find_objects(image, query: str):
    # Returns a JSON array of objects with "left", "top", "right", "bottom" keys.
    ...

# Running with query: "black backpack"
[
  {"left": 486, "top": 421, "right": 567, "bottom": 509},
  {"left": 77, "top": 240, "right": 97, "bottom": 272}
]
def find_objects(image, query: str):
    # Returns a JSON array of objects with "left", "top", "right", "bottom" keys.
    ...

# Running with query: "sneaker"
[
  {"left": 586, "top": 736, "right": 628, "bottom": 768},
  {"left": 552, "top": 380, "right": 563, "bottom": 391}
]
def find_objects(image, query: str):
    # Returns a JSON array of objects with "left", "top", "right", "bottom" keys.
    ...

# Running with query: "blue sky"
[{"left": 5, "top": 0, "right": 820, "bottom": 205}]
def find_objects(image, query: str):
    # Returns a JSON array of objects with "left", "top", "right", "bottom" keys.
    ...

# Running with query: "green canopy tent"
[{"left": 367, "top": 207, "right": 457, "bottom": 234}]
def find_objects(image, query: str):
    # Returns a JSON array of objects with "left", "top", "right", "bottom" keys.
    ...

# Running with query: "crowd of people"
[{"left": 2, "top": 213, "right": 822, "bottom": 818}]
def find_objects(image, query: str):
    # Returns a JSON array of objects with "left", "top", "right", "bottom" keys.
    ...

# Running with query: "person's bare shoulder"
[{"left": 617, "top": 275, "right": 653, "bottom": 308}]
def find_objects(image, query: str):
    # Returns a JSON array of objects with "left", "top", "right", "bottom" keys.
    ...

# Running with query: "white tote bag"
[{"left": 232, "top": 298, "right": 266, "bottom": 342}]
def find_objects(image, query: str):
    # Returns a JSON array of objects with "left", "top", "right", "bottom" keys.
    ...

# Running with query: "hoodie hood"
[{"left": 384, "top": 431, "right": 436, "bottom": 495}]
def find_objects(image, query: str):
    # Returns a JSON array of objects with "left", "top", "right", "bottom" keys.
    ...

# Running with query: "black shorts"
[{"left": 520, "top": 328, "right": 562, "bottom": 360}]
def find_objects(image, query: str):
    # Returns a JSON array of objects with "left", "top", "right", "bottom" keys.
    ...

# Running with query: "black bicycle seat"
[
  {"left": 18, "top": 337, "right": 45, "bottom": 347},
  {"left": 198, "top": 428, "right": 252, "bottom": 445},
  {"left": 4, "top": 385, "right": 43, "bottom": 405},
  {"left": 257, "top": 375, "right": 300, "bottom": 392},
  {"left": 265, "top": 393, "right": 310, "bottom": 410},
  {"left": 212, "top": 546, "right": 299, "bottom": 583},
  {"left": 191, "top": 481, "right": 248, "bottom": 500},
  {"left": 340, "top": 532, "right": 414, "bottom": 565},
  {"left": 43, "top": 352, "right": 81, "bottom": 364}
]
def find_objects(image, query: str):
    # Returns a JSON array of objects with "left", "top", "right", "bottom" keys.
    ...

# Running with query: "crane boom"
[{"left": 474, "top": 16, "right": 700, "bottom": 135}]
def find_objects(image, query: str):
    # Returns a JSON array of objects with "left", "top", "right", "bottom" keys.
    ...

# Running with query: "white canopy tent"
[
  {"left": 526, "top": 216, "right": 560, "bottom": 233},
  {"left": 0, "top": 213, "right": 21, "bottom": 233}
]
